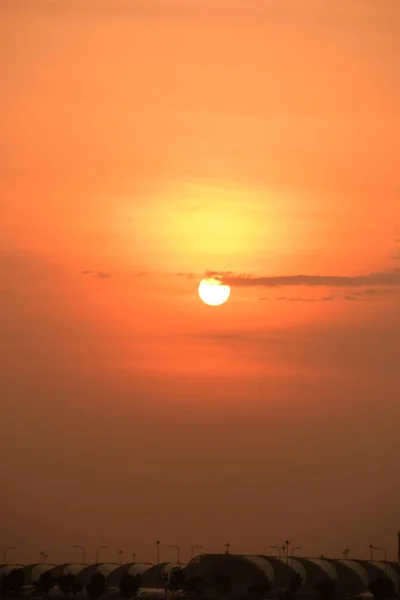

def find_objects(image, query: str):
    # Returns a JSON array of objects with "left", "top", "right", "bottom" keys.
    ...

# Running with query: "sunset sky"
[{"left": 1, "top": 0, "right": 400, "bottom": 565}]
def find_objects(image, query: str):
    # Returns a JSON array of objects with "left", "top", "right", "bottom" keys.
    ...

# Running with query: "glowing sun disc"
[{"left": 198, "top": 277, "right": 231, "bottom": 306}]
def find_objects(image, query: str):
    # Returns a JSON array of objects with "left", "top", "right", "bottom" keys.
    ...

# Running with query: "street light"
[
  {"left": 284, "top": 540, "right": 291, "bottom": 562},
  {"left": 3, "top": 546, "right": 16, "bottom": 563},
  {"left": 95, "top": 546, "right": 108, "bottom": 563},
  {"left": 370, "top": 545, "right": 387, "bottom": 575},
  {"left": 342, "top": 549, "right": 350, "bottom": 560},
  {"left": 39, "top": 551, "right": 48, "bottom": 564},
  {"left": 72, "top": 545, "right": 86, "bottom": 564},
  {"left": 156, "top": 541, "right": 161, "bottom": 564},
  {"left": 270, "top": 546, "right": 282, "bottom": 558},
  {"left": 132, "top": 553, "right": 136, "bottom": 563},
  {"left": 224, "top": 543, "right": 230, "bottom": 555},
  {"left": 168, "top": 545, "right": 180, "bottom": 564},
  {"left": 190, "top": 546, "right": 203, "bottom": 560},
  {"left": 118, "top": 550, "right": 124, "bottom": 565}
]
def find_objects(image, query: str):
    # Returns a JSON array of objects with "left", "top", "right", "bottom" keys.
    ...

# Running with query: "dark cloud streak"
[
  {"left": 81, "top": 270, "right": 111, "bottom": 279},
  {"left": 208, "top": 268, "right": 400, "bottom": 288},
  {"left": 260, "top": 295, "right": 335, "bottom": 302}
]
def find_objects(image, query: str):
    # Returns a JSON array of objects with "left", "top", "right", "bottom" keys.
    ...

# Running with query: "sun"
[{"left": 198, "top": 277, "right": 231, "bottom": 307}]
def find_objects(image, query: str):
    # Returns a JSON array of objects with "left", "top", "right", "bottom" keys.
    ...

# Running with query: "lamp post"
[
  {"left": 72, "top": 545, "right": 86, "bottom": 564},
  {"left": 118, "top": 550, "right": 124, "bottom": 565},
  {"left": 3, "top": 546, "right": 16, "bottom": 563},
  {"left": 40, "top": 552, "right": 48, "bottom": 564},
  {"left": 224, "top": 543, "right": 230, "bottom": 555},
  {"left": 132, "top": 553, "right": 136, "bottom": 563},
  {"left": 95, "top": 546, "right": 108, "bottom": 563},
  {"left": 168, "top": 545, "right": 180, "bottom": 565},
  {"left": 156, "top": 541, "right": 161, "bottom": 564},
  {"left": 190, "top": 546, "right": 203, "bottom": 560},
  {"left": 342, "top": 549, "right": 350, "bottom": 560},
  {"left": 284, "top": 541, "right": 291, "bottom": 563},
  {"left": 370, "top": 545, "right": 387, "bottom": 575}
]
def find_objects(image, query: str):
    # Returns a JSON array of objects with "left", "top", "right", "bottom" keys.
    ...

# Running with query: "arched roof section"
[
  {"left": 161, "top": 563, "right": 182, "bottom": 579},
  {"left": 45, "top": 565, "right": 66, "bottom": 580},
  {"left": 274, "top": 557, "right": 307, "bottom": 587},
  {"left": 106, "top": 563, "right": 136, "bottom": 587},
  {"left": 30, "top": 565, "right": 57, "bottom": 584},
  {"left": 97, "top": 564, "right": 121, "bottom": 581},
  {"left": 183, "top": 553, "right": 276, "bottom": 597},
  {"left": 370, "top": 562, "right": 399, "bottom": 589},
  {"left": 391, "top": 563, "right": 400, "bottom": 581},
  {"left": 140, "top": 563, "right": 176, "bottom": 588},
  {"left": 75, "top": 564, "right": 105, "bottom": 585},
  {"left": 62, "top": 564, "right": 87, "bottom": 577},
  {"left": 23, "top": 564, "right": 40, "bottom": 585},
  {"left": 290, "top": 559, "right": 335, "bottom": 593},
  {"left": 243, "top": 556, "right": 274, "bottom": 584},
  {"left": 336, "top": 560, "right": 369, "bottom": 590},
  {"left": 128, "top": 564, "right": 154, "bottom": 578},
  {"left": 307, "top": 559, "right": 338, "bottom": 580},
  {"left": 358, "top": 560, "right": 399, "bottom": 589},
  {"left": 0, "top": 565, "right": 24, "bottom": 577}
]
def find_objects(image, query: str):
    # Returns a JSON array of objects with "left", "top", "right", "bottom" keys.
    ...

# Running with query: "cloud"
[
  {"left": 260, "top": 295, "right": 335, "bottom": 302},
  {"left": 344, "top": 288, "right": 398, "bottom": 302},
  {"left": 135, "top": 271, "right": 149, "bottom": 277},
  {"left": 206, "top": 268, "right": 400, "bottom": 288},
  {"left": 259, "top": 288, "right": 398, "bottom": 303},
  {"left": 81, "top": 270, "right": 111, "bottom": 279}
]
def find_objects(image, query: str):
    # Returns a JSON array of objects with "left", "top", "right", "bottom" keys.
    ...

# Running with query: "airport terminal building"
[{"left": 1, "top": 553, "right": 400, "bottom": 599}]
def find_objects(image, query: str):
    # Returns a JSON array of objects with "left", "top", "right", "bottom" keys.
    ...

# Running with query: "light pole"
[
  {"left": 370, "top": 545, "right": 387, "bottom": 575},
  {"left": 118, "top": 550, "right": 124, "bottom": 565},
  {"left": 95, "top": 546, "right": 108, "bottom": 563},
  {"left": 285, "top": 540, "right": 291, "bottom": 563},
  {"left": 132, "top": 553, "right": 136, "bottom": 563},
  {"left": 3, "top": 546, "right": 16, "bottom": 563},
  {"left": 168, "top": 545, "right": 180, "bottom": 564},
  {"left": 40, "top": 551, "right": 48, "bottom": 564},
  {"left": 224, "top": 543, "right": 230, "bottom": 555},
  {"left": 190, "top": 546, "right": 203, "bottom": 560},
  {"left": 342, "top": 549, "right": 350, "bottom": 560},
  {"left": 156, "top": 541, "right": 161, "bottom": 564},
  {"left": 72, "top": 545, "right": 86, "bottom": 564},
  {"left": 270, "top": 546, "right": 282, "bottom": 558}
]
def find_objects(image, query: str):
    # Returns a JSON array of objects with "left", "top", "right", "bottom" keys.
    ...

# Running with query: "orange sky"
[{"left": 1, "top": 0, "right": 400, "bottom": 565}]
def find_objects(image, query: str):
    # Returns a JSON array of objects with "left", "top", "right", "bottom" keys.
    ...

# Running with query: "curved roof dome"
[
  {"left": 140, "top": 563, "right": 179, "bottom": 588},
  {"left": 128, "top": 564, "right": 153, "bottom": 578},
  {"left": 75, "top": 564, "right": 111, "bottom": 586},
  {"left": 243, "top": 556, "right": 274, "bottom": 584},
  {"left": 0, "top": 565, "right": 24, "bottom": 577},
  {"left": 306, "top": 559, "right": 338, "bottom": 580},
  {"left": 337, "top": 560, "right": 369, "bottom": 590},
  {"left": 61, "top": 564, "right": 87, "bottom": 578}
]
